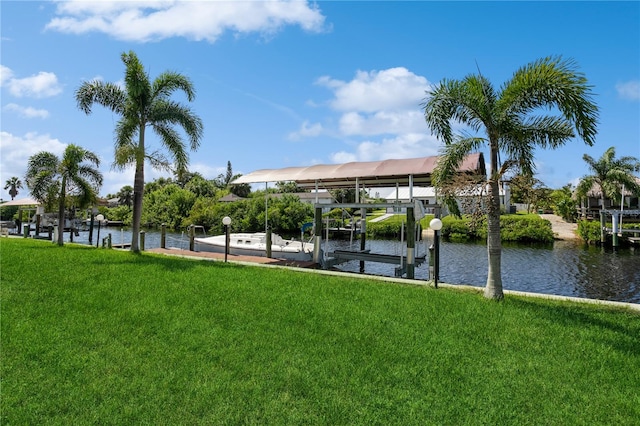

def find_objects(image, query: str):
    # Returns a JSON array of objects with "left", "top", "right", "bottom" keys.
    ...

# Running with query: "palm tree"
[
  {"left": 25, "top": 144, "right": 103, "bottom": 246},
  {"left": 576, "top": 146, "right": 640, "bottom": 210},
  {"left": 75, "top": 50, "right": 203, "bottom": 252},
  {"left": 4, "top": 177, "right": 23, "bottom": 200},
  {"left": 116, "top": 185, "right": 134, "bottom": 207},
  {"left": 423, "top": 56, "right": 598, "bottom": 300}
]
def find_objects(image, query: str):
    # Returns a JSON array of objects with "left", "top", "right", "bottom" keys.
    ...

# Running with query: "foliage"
[
  {"left": 577, "top": 220, "right": 602, "bottom": 243},
  {"left": 575, "top": 146, "right": 640, "bottom": 208},
  {"left": 116, "top": 185, "right": 133, "bottom": 207},
  {"left": 76, "top": 50, "right": 203, "bottom": 252},
  {"left": 440, "top": 215, "right": 554, "bottom": 243},
  {"left": 4, "top": 177, "right": 23, "bottom": 200},
  {"left": 552, "top": 184, "right": 578, "bottom": 222},
  {"left": 509, "top": 174, "right": 552, "bottom": 213},
  {"left": 25, "top": 144, "right": 103, "bottom": 246},
  {"left": 423, "top": 56, "right": 598, "bottom": 299},
  {"left": 0, "top": 205, "right": 19, "bottom": 221},
  {"left": 275, "top": 181, "right": 304, "bottom": 194},
  {"left": 141, "top": 183, "right": 197, "bottom": 230},
  {"left": 3, "top": 239, "right": 639, "bottom": 425},
  {"left": 106, "top": 205, "right": 132, "bottom": 225}
]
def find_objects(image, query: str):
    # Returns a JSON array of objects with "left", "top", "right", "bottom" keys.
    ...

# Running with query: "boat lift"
[{"left": 312, "top": 201, "right": 428, "bottom": 279}]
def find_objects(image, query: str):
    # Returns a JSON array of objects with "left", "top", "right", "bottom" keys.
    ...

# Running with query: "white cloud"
[
  {"left": 339, "top": 110, "right": 427, "bottom": 136},
  {"left": 0, "top": 66, "right": 63, "bottom": 98},
  {"left": 330, "top": 133, "right": 440, "bottom": 164},
  {"left": 0, "top": 131, "right": 67, "bottom": 198},
  {"left": 288, "top": 120, "right": 323, "bottom": 140},
  {"left": 4, "top": 103, "right": 50, "bottom": 119},
  {"left": 616, "top": 80, "right": 640, "bottom": 101},
  {"left": 316, "top": 67, "right": 430, "bottom": 113},
  {"left": 307, "top": 67, "right": 439, "bottom": 163},
  {"left": 46, "top": 0, "right": 327, "bottom": 42},
  {"left": 0, "top": 65, "right": 14, "bottom": 86}
]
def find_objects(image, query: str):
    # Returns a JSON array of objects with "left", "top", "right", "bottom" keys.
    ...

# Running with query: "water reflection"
[{"left": 61, "top": 228, "right": 639, "bottom": 304}]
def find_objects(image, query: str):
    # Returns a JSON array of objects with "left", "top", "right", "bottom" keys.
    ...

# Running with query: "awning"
[
  {"left": 231, "top": 153, "right": 486, "bottom": 189},
  {"left": 0, "top": 197, "right": 40, "bottom": 207}
]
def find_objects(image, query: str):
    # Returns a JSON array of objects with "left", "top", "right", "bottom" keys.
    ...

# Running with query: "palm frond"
[{"left": 153, "top": 72, "right": 197, "bottom": 102}]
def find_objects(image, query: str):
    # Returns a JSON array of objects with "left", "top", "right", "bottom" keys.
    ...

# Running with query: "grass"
[{"left": 2, "top": 238, "right": 639, "bottom": 424}]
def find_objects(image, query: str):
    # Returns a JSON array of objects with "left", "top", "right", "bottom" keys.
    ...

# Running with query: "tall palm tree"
[
  {"left": 423, "top": 56, "right": 598, "bottom": 300},
  {"left": 4, "top": 177, "right": 23, "bottom": 200},
  {"left": 75, "top": 51, "right": 203, "bottom": 252},
  {"left": 576, "top": 146, "right": 640, "bottom": 210},
  {"left": 25, "top": 144, "right": 103, "bottom": 246}
]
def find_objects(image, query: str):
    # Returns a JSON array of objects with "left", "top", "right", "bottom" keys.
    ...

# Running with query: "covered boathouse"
[{"left": 231, "top": 153, "right": 487, "bottom": 279}]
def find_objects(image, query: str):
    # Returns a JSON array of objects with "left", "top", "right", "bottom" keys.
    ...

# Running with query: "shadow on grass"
[{"left": 508, "top": 297, "right": 640, "bottom": 356}]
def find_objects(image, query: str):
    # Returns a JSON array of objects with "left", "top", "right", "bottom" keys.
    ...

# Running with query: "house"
[
  {"left": 373, "top": 184, "right": 507, "bottom": 214},
  {"left": 578, "top": 177, "right": 640, "bottom": 217}
]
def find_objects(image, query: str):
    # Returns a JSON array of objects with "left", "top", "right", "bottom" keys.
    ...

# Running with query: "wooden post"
[
  {"left": 407, "top": 206, "right": 415, "bottom": 279},
  {"left": 266, "top": 227, "right": 272, "bottom": 258},
  {"left": 88, "top": 210, "right": 95, "bottom": 244},
  {"left": 160, "top": 224, "right": 166, "bottom": 249},
  {"left": 108, "top": 233, "right": 112, "bottom": 249},
  {"left": 600, "top": 210, "right": 606, "bottom": 244},
  {"left": 189, "top": 226, "right": 195, "bottom": 251},
  {"left": 140, "top": 231, "right": 145, "bottom": 251}
]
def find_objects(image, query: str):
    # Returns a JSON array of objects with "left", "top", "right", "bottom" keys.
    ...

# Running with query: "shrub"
[
  {"left": 578, "top": 220, "right": 602, "bottom": 243},
  {"left": 440, "top": 215, "right": 554, "bottom": 243}
]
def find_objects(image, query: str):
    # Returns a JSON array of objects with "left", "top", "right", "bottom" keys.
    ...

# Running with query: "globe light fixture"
[
  {"left": 429, "top": 218, "right": 443, "bottom": 231},
  {"left": 222, "top": 216, "right": 232, "bottom": 261},
  {"left": 429, "top": 217, "right": 442, "bottom": 287}
]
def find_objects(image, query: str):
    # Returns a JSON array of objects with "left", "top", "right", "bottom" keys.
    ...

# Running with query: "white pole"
[
  {"left": 620, "top": 184, "right": 625, "bottom": 230},
  {"left": 265, "top": 182, "right": 268, "bottom": 233}
]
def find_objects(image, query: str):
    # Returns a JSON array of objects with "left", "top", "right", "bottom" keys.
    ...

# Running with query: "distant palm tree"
[
  {"left": 4, "top": 177, "right": 23, "bottom": 200},
  {"left": 76, "top": 50, "right": 203, "bottom": 252},
  {"left": 116, "top": 185, "right": 134, "bottom": 207},
  {"left": 576, "top": 146, "right": 640, "bottom": 209},
  {"left": 25, "top": 145, "right": 103, "bottom": 246},
  {"left": 423, "top": 56, "right": 598, "bottom": 300}
]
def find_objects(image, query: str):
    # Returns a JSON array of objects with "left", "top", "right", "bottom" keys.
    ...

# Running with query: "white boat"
[{"left": 194, "top": 232, "right": 314, "bottom": 261}]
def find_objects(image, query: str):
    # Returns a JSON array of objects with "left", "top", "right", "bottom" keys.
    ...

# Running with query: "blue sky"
[{"left": 1, "top": 1, "right": 639, "bottom": 198}]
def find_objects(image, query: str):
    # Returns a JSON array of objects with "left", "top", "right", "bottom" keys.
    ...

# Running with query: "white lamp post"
[
  {"left": 222, "top": 216, "right": 232, "bottom": 262},
  {"left": 429, "top": 218, "right": 443, "bottom": 288}
]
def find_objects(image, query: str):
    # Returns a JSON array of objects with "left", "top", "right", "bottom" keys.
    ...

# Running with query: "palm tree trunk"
[
  {"left": 485, "top": 147, "right": 504, "bottom": 300},
  {"left": 130, "top": 127, "right": 145, "bottom": 252},
  {"left": 57, "top": 179, "right": 66, "bottom": 246}
]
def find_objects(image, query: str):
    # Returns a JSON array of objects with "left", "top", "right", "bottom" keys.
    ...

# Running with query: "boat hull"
[{"left": 194, "top": 233, "right": 314, "bottom": 262}]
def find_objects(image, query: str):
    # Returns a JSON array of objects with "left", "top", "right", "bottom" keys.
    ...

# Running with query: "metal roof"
[{"left": 232, "top": 153, "right": 486, "bottom": 189}]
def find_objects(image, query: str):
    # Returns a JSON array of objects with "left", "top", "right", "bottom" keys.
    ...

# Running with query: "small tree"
[{"left": 25, "top": 145, "right": 103, "bottom": 246}]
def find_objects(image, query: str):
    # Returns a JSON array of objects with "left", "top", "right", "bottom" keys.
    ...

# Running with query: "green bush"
[
  {"left": 440, "top": 215, "right": 554, "bottom": 243},
  {"left": 577, "top": 220, "right": 602, "bottom": 243}
]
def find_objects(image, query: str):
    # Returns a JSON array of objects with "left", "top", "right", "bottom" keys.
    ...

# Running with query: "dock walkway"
[{"left": 147, "top": 247, "right": 317, "bottom": 269}]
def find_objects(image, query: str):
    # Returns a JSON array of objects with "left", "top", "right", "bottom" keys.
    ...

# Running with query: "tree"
[
  {"left": 552, "top": 184, "right": 578, "bottom": 222},
  {"left": 25, "top": 144, "right": 103, "bottom": 246},
  {"left": 76, "top": 50, "right": 203, "bottom": 252},
  {"left": 214, "top": 161, "right": 251, "bottom": 197},
  {"left": 423, "top": 56, "right": 598, "bottom": 300},
  {"left": 4, "top": 177, "right": 23, "bottom": 200},
  {"left": 116, "top": 185, "right": 134, "bottom": 207},
  {"left": 575, "top": 146, "right": 640, "bottom": 210}
]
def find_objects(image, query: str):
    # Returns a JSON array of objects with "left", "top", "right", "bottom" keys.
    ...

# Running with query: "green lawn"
[{"left": 2, "top": 238, "right": 639, "bottom": 424}]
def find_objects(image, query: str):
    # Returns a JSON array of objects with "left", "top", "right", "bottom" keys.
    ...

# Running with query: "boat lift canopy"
[{"left": 231, "top": 153, "right": 485, "bottom": 189}]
